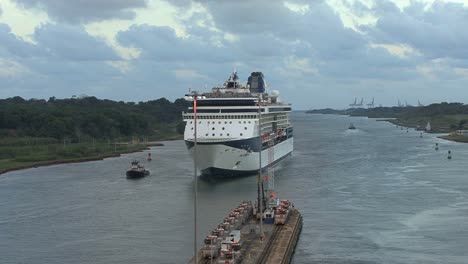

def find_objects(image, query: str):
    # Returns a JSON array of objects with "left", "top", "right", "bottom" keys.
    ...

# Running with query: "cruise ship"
[{"left": 182, "top": 71, "right": 293, "bottom": 177}]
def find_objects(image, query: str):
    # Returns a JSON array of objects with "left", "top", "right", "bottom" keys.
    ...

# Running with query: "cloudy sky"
[{"left": 1, "top": 0, "right": 468, "bottom": 109}]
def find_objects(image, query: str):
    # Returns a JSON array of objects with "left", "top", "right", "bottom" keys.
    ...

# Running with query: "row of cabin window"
[
  {"left": 185, "top": 115, "right": 258, "bottom": 119},
  {"left": 190, "top": 120, "right": 252, "bottom": 125},
  {"left": 191, "top": 127, "right": 249, "bottom": 131},
  {"left": 192, "top": 133, "right": 243, "bottom": 137}
]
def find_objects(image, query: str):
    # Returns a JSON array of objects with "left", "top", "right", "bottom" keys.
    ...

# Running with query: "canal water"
[{"left": 1, "top": 113, "right": 467, "bottom": 264}]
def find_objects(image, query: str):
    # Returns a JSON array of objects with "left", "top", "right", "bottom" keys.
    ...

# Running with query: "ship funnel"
[{"left": 247, "top": 72, "right": 266, "bottom": 93}]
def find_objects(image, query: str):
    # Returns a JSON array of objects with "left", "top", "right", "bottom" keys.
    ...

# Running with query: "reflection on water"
[{"left": 1, "top": 112, "right": 468, "bottom": 264}]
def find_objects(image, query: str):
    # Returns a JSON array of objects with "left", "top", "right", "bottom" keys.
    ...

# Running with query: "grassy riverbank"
[
  {"left": 0, "top": 135, "right": 181, "bottom": 175},
  {"left": 0, "top": 96, "right": 190, "bottom": 174},
  {"left": 382, "top": 115, "right": 468, "bottom": 133},
  {"left": 438, "top": 134, "right": 468, "bottom": 143}
]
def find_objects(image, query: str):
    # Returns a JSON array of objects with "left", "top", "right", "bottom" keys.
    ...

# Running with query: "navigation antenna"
[
  {"left": 193, "top": 97, "right": 198, "bottom": 264},
  {"left": 266, "top": 132, "right": 275, "bottom": 208},
  {"left": 257, "top": 95, "right": 264, "bottom": 240}
]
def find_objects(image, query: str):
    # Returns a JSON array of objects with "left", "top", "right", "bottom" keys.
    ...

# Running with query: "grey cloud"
[
  {"left": 4, "top": 0, "right": 468, "bottom": 109},
  {"left": 364, "top": 1, "right": 468, "bottom": 60},
  {"left": 13, "top": 0, "right": 146, "bottom": 23},
  {"left": 0, "top": 24, "right": 44, "bottom": 58},
  {"left": 0, "top": 23, "right": 119, "bottom": 61},
  {"left": 184, "top": 0, "right": 367, "bottom": 62},
  {"left": 198, "top": 1, "right": 293, "bottom": 35},
  {"left": 117, "top": 24, "right": 233, "bottom": 62},
  {"left": 3, "top": 0, "right": 421, "bottom": 107},
  {"left": 187, "top": 0, "right": 326, "bottom": 39},
  {"left": 233, "top": 33, "right": 294, "bottom": 58},
  {"left": 0, "top": 22, "right": 122, "bottom": 100},
  {"left": 34, "top": 24, "right": 119, "bottom": 61}
]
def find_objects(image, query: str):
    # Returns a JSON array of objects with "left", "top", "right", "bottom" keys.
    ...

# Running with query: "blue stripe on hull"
[
  {"left": 185, "top": 137, "right": 261, "bottom": 152},
  {"left": 200, "top": 151, "right": 292, "bottom": 179}
]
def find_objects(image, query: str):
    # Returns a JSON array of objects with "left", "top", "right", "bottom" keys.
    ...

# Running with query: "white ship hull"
[
  {"left": 186, "top": 137, "right": 293, "bottom": 177},
  {"left": 182, "top": 71, "right": 294, "bottom": 178}
]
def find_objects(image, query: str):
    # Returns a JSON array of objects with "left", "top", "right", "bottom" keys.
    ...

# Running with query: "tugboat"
[
  {"left": 348, "top": 123, "right": 356, "bottom": 130},
  {"left": 126, "top": 160, "right": 150, "bottom": 179}
]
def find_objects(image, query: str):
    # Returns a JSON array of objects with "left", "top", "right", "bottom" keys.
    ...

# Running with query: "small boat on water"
[
  {"left": 348, "top": 123, "right": 356, "bottom": 130},
  {"left": 425, "top": 122, "right": 431, "bottom": 132},
  {"left": 126, "top": 160, "right": 150, "bottom": 179}
]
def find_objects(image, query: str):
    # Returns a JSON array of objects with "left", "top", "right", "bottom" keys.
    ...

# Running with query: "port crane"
[
  {"left": 349, "top": 98, "right": 358, "bottom": 108},
  {"left": 366, "top": 98, "right": 374, "bottom": 108},
  {"left": 349, "top": 98, "right": 364, "bottom": 108},
  {"left": 397, "top": 99, "right": 404, "bottom": 107},
  {"left": 356, "top": 98, "right": 364, "bottom": 107}
]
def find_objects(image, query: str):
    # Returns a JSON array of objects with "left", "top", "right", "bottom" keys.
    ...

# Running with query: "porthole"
[
  {"left": 227, "top": 133, "right": 230, "bottom": 136},
  {"left": 212, "top": 133, "right": 215, "bottom": 136},
  {"left": 240, "top": 133, "right": 243, "bottom": 136},
  {"left": 218, "top": 121, "right": 221, "bottom": 124},
  {"left": 212, "top": 127, "right": 215, "bottom": 130},
  {"left": 205, "top": 133, "right": 208, "bottom": 136},
  {"left": 238, "top": 121, "right": 241, "bottom": 124},
  {"left": 244, "top": 127, "right": 247, "bottom": 130},
  {"left": 222, "top": 127, "right": 225, "bottom": 130},
  {"left": 191, "top": 127, "right": 194, "bottom": 130},
  {"left": 243, "top": 121, "right": 246, "bottom": 124},
  {"left": 248, "top": 121, "right": 251, "bottom": 124},
  {"left": 220, "top": 133, "right": 223, "bottom": 136},
  {"left": 229, "top": 121, "right": 232, "bottom": 124},
  {"left": 190, "top": 121, "right": 192, "bottom": 124},
  {"left": 225, "top": 121, "right": 227, "bottom": 124},
  {"left": 208, "top": 121, "right": 210, "bottom": 124}
]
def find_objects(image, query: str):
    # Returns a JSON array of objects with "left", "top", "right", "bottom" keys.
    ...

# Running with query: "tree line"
[
  {"left": 0, "top": 96, "right": 191, "bottom": 141},
  {"left": 347, "top": 102, "right": 468, "bottom": 118},
  {"left": 309, "top": 102, "right": 468, "bottom": 118},
  {"left": 307, "top": 102, "right": 468, "bottom": 132}
]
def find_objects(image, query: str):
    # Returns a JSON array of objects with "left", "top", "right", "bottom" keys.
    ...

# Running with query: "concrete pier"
[
  {"left": 256, "top": 209, "right": 303, "bottom": 264},
  {"left": 189, "top": 208, "right": 302, "bottom": 264}
]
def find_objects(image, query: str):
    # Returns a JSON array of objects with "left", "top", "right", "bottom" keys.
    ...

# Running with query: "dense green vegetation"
[
  {"left": 0, "top": 96, "right": 191, "bottom": 173},
  {"left": 307, "top": 102, "right": 468, "bottom": 133},
  {"left": 0, "top": 96, "right": 190, "bottom": 141}
]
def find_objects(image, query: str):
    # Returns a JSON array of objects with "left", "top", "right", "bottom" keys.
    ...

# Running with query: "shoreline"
[
  {"left": 0, "top": 138, "right": 181, "bottom": 176},
  {"left": 437, "top": 135, "right": 468, "bottom": 143},
  {"left": 0, "top": 148, "right": 147, "bottom": 176},
  {"left": 307, "top": 112, "right": 467, "bottom": 144},
  {"left": 374, "top": 118, "right": 468, "bottom": 144}
]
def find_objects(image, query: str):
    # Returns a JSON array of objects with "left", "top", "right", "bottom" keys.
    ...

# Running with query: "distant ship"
[
  {"left": 348, "top": 123, "right": 356, "bottom": 130},
  {"left": 182, "top": 71, "right": 294, "bottom": 177},
  {"left": 425, "top": 122, "right": 431, "bottom": 132}
]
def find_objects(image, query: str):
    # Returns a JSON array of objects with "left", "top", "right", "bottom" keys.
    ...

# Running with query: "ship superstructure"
[{"left": 182, "top": 71, "right": 294, "bottom": 177}]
